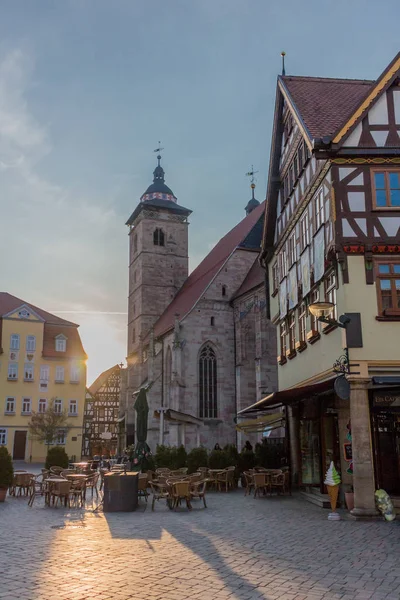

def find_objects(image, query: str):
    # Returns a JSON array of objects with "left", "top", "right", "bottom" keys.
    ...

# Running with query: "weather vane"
[
  {"left": 245, "top": 166, "right": 258, "bottom": 186},
  {"left": 154, "top": 141, "right": 164, "bottom": 156}
]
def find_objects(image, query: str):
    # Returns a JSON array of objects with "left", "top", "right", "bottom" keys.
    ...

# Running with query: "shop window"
[
  {"left": 372, "top": 170, "right": 400, "bottom": 208},
  {"left": 375, "top": 261, "right": 400, "bottom": 316}
]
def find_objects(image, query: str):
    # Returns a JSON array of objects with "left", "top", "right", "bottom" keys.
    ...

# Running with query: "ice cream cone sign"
[{"left": 324, "top": 461, "right": 341, "bottom": 520}]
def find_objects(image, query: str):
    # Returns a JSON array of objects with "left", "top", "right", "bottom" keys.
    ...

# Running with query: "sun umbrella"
[{"left": 133, "top": 388, "right": 151, "bottom": 470}]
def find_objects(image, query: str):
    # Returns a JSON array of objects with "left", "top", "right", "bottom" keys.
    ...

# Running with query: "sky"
[{"left": 0, "top": 0, "right": 399, "bottom": 385}]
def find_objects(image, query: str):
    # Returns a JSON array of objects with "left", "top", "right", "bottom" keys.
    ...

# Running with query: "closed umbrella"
[{"left": 133, "top": 388, "right": 151, "bottom": 470}]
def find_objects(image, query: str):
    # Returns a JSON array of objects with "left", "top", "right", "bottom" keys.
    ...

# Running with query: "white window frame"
[
  {"left": 5, "top": 397, "right": 15, "bottom": 414},
  {"left": 24, "top": 364, "right": 34, "bottom": 381},
  {"left": 55, "top": 337, "right": 67, "bottom": 352},
  {"left": 10, "top": 334, "right": 20, "bottom": 350},
  {"left": 26, "top": 335, "right": 36, "bottom": 352},
  {"left": 68, "top": 399, "right": 78, "bottom": 416},
  {"left": 55, "top": 429, "right": 66, "bottom": 445},
  {"left": 54, "top": 398, "right": 63, "bottom": 414},
  {"left": 70, "top": 365, "right": 80, "bottom": 383},
  {"left": 0, "top": 428, "right": 7, "bottom": 445},
  {"left": 22, "top": 398, "right": 31, "bottom": 415},
  {"left": 40, "top": 365, "right": 50, "bottom": 381},
  {"left": 38, "top": 398, "right": 47, "bottom": 413},
  {"left": 55, "top": 366, "right": 65, "bottom": 383},
  {"left": 314, "top": 188, "right": 324, "bottom": 231},
  {"left": 8, "top": 363, "right": 18, "bottom": 380}
]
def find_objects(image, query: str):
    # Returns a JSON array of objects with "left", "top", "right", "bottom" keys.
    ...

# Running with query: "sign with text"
[{"left": 373, "top": 392, "right": 400, "bottom": 407}]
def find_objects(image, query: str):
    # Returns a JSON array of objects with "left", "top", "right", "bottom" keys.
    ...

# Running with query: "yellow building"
[{"left": 0, "top": 293, "right": 87, "bottom": 462}]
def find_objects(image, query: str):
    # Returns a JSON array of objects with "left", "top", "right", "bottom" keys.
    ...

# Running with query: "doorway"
[
  {"left": 373, "top": 411, "right": 400, "bottom": 495},
  {"left": 13, "top": 431, "right": 27, "bottom": 460}
]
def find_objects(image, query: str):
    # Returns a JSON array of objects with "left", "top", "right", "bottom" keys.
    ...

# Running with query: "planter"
[
  {"left": 0, "top": 487, "right": 8, "bottom": 502},
  {"left": 345, "top": 492, "right": 354, "bottom": 511}
]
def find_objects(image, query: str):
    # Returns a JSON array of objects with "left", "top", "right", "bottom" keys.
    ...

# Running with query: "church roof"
[
  {"left": 281, "top": 75, "right": 373, "bottom": 139},
  {"left": 152, "top": 201, "right": 266, "bottom": 338},
  {"left": 232, "top": 259, "right": 265, "bottom": 300}
]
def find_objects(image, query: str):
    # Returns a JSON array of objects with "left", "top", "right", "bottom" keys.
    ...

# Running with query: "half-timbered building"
[
  {"left": 82, "top": 365, "right": 121, "bottom": 457},
  {"left": 251, "top": 53, "right": 400, "bottom": 515}
]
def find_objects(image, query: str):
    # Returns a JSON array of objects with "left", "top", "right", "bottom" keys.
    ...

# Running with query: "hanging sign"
[{"left": 343, "top": 442, "right": 352, "bottom": 462}]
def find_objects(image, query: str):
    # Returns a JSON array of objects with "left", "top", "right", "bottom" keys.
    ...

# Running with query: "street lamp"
[{"left": 308, "top": 301, "right": 351, "bottom": 329}]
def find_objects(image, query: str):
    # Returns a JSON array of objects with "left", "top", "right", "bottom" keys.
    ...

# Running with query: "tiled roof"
[
  {"left": 42, "top": 324, "right": 87, "bottom": 360},
  {"left": 89, "top": 364, "right": 120, "bottom": 395},
  {"left": 153, "top": 202, "right": 265, "bottom": 338},
  {"left": 281, "top": 76, "right": 373, "bottom": 139},
  {"left": 0, "top": 292, "right": 76, "bottom": 326},
  {"left": 232, "top": 258, "right": 265, "bottom": 300}
]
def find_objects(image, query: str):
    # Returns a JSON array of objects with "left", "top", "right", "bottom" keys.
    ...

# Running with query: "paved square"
[{"left": 0, "top": 483, "right": 399, "bottom": 600}]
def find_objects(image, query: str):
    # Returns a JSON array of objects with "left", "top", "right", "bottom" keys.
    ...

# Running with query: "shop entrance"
[{"left": 372, "top": 410, "right": 400, "bottom": 495}]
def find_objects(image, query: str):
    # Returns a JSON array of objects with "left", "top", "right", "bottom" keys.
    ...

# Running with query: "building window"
[
  {"left": 55, "top": 429, "right": 66, "bottom": 445},
  {"left": 38, "top": 399, "right": 47, "bottom": 413},
  {"left": 199, "top": 345, "right": 217, "bottom": 419},
  {"left": 5, "top": 397, "right": 15, "bottom": 414},
  {"left": 222, "top": 285, "right": 227, "bottom": 297},
  {"left": 288, "top": 232, "right": 297, "bottom": 266},
  {"left": 210, "top": 317, "right": 215, "bottom": 326},
  {"left": 40, "top": 365, "right": 50, "bottom": 381},
  {"left": 272, "top": 261, "right": 279, "bottom": 294},
  {"left": 8, "top": 363, "right": 18, "bottom": 380},
  {"left": 280, "top": 320, "right": 287, "bottom": 357},
  {"left": 310, "top": 288, "right": 320, "bottom": 332},
  {"left": 54, "top": 398, "right": 63, "bottom": 414},
  {"left": 300, "top": 212, "right": 310, "bottom": 252},
  {"left": 69, "top": 400, "right": 78, "bottom": 416},
  {"left": 375, "top": 261, "right": 400, "bottom": 315},
  {"left": 24, "top": 364, "right": 34, "bottom": 381},
  {"left": 55, "top": 366, "right": 64, "bottom": 382},
  {"left": 10, "top": 334, "right": 20, "bottom": 350},
  {"left": 314, "top": 188, "right": 324, "bottom": 231},
  {"left": 22, "top": 398, "right": 31, "bottom": 415},
  {"left": 288, "top": 313, "right": 296, "bottom": 352},
  {"left": 26, "top": 335, "right": 36, "bottom": 352},
  {"left": 55, "top": 337, "right": 67, "bottom": 352},
  {"left": 298, "top": 302, "right": 307, "bottom": 343},
  {"left": 324, "top": 271, "right": 337, "bottom": 320},
  {"left": 153, "top": 228, "right": 165, "bottom": 246},
  {"left": 280, "top": 246, "right": 288, "bottom": 280},
  {"left": 0, "top": 428, "right": 7, "bottom": 445},
  {"left": 70, "top": 365, "right": 80, "bottom": 383},
  {"left": 372, "top": 170, "right": 400, "bottom": 208}
]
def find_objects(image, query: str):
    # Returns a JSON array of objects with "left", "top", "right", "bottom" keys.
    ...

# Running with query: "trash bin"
[{"left": 103, "top": 472, "right": 139, "bottom": 512}]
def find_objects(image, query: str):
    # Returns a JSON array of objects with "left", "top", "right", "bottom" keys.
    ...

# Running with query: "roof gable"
[
  {"left": 2, "top": 303, "right": 45, "bottom": 322},
  {"left": 152, "top": 201, "right": 266, "bottom": 338},
  {"left": 89, "top": 364, "right": 120, "bottom": 395},
  {"left": 0, "top": 293, "right": 77, "bottom": 326},
  {"left": 334, "top": 52, "right": 400, "bottom": 146}
]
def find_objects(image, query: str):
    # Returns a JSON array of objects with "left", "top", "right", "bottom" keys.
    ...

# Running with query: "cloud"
[{"left": 0, "top": 47, "right": 128, "bottom": 378}]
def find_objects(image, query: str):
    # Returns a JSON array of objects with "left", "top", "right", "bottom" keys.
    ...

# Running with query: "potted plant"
[
  {"left": 344, "top": 485, "right": 354, "bottom": 511},
  {"left": 0, "top": 446, "right": 14, "bottom": 502}
]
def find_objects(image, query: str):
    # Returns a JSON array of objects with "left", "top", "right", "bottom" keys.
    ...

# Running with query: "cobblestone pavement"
[{"left": 0, "top": 479, "right": 399, "bottom": 600}]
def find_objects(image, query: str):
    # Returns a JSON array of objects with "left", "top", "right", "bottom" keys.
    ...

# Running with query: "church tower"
[{"left": 125, "top": 154, "right": 192, "bottom": 390}]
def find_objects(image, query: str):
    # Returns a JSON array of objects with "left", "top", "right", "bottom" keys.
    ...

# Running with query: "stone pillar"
[
  {"left": 287, "top": 405, "right": 300, "bottom": 487},
  {"left": 349, "top": 378, "right": 378, "bottom": 518}
]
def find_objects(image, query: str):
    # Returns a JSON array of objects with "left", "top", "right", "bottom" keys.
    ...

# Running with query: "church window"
[
  {"left": 153, "top": 228, "right": 165, "bottom": 246},
  {"left": 132, "top": 327, "right": 136, "bottom": 344},
  {"left": 199, "top": 345, "right": 217, "bottom": 419},
  {"left": 210, "top": 317, "right": 215, "bottom": 326},
  {"left": 222, "top": 285, "right": 226, "bottom": 297}
]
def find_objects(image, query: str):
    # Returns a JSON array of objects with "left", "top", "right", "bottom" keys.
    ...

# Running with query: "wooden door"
[{"left": 13, "top": 431, "right": 27, "bottom": 460}]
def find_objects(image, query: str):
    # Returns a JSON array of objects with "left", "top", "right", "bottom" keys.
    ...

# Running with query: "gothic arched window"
[
  {"left": 199, "top": 344, "right": 217, "bottom": 418},
  {"left": 153, "top": 228, "right": 165, "bottom": 246}
]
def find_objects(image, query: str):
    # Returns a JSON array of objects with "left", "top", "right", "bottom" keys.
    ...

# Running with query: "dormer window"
[
  {"left": 153, "top": 228, "right": 165, "bottom": 246},
  {"left": 55, "top": 335, "right": 67, "bottom": 352}
]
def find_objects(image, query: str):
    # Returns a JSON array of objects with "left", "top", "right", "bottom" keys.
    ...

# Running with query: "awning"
[
  {"left": 370, "top": 376, "right": 400, "bottom": 389},
  {"left": 154, "top": 408, "right": 203, "bottom": 427},
  {"left": 236, "top": 412, "right": 284, "bottom": 433},
  {"left": 238, "top": 377, "right": 336, "bottom": 415}
]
